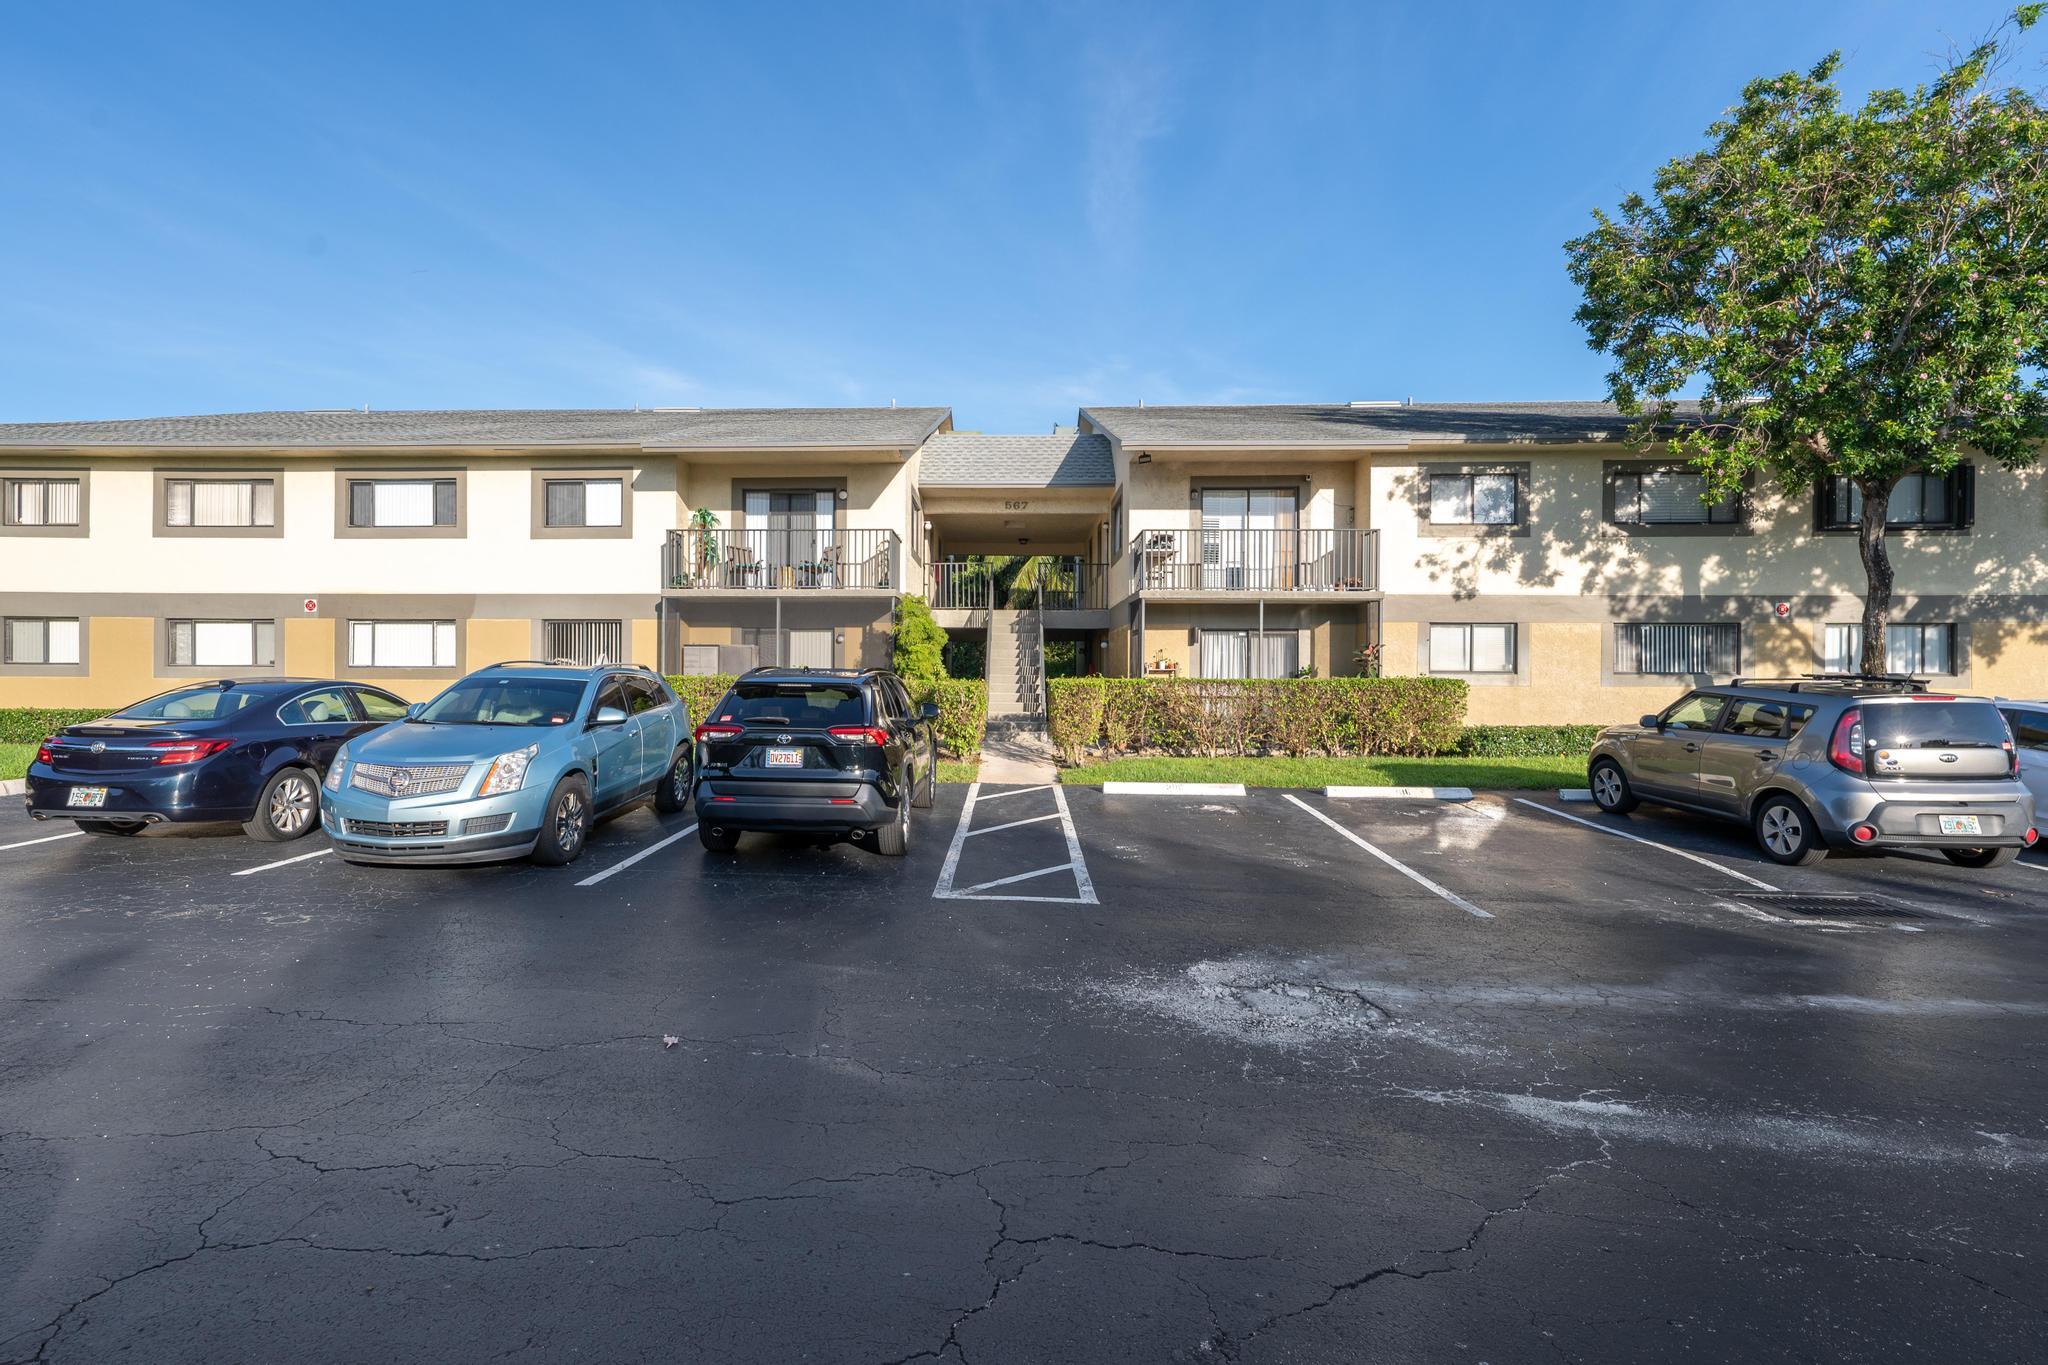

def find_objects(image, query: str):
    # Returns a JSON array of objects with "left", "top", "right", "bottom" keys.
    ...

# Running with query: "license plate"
[
  {"left": 765, "top": 748, "right": 803, "bottom": 768},
  {"left": 1939, "top": 814, "right": 1983, "bottom": 836},
  {"left": 66, "top": 786, "right": 108, "bottom": 808}
]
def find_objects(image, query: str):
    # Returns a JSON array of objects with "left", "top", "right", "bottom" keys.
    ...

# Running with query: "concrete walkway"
[{"left": 977, "top": 723, "right": 1059, "bottom": 785}]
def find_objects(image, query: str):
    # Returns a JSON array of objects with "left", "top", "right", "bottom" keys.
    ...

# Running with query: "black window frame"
[
  {"left": 1606, "top": 465, "right": 1744, "bottom": 529},
  {"left": 1815, "top": 467, "right": 1974, "bottom": 532}
]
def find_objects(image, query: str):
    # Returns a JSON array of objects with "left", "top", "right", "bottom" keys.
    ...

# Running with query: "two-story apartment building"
[{"left": 4, "top": 400, "right": 2044, "bottom": 726}]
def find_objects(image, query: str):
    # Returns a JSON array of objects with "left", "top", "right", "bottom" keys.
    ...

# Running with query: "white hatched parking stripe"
[
  {"left": 971, "top": 784, "right": 1054, "bottom": 804},
  {"left": 233, "top": 848, "right": 332, "bottom": 876},
  {"left": 934, "top": 782, "right": 1097, "bottom": 905},
  {"left": 576, "top": 823, "right": 700, "bottom": 887},
  {"left": 0, "top": 829, "right": 88, "bottom": 852},
  {"left": 964, "top": 811, "right": 1063, "bottom": 838},
  {"left": 1283, "top": 794, "right": 1493, "bottom": 919},
  {"left": 1512, "top": 798, "right": 1778, "bottom": 890}
]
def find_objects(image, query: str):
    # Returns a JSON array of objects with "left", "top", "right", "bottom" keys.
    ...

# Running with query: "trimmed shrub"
[
  {"left": 892, "top": 595, "right": 948, "bottom": 680},
  {"left": 910, "top": 678, "right": 987, "bottom": 758},
  {"left": 1045, "top": 677, "right": 1468, "bottom": 759},
  {"left": 0, "top": 708, "right": 114, "bottom": 743},
  {"left": 665, "top": 675, "right": 737, "bottom": 726},
  {"left": 1046, "top": 678, "right": 1106, "bottom": 763},
  {"left": 1456, "top": 724, "right": 1603, "bottom": 757}
]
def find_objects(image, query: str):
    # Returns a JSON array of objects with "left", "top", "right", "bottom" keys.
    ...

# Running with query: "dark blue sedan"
[{"left": 24, "top": 679, "right": 409, "bottom": 841}]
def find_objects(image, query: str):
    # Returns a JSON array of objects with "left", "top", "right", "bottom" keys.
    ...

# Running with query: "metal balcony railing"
[
  {"left": 663, "top": 528, "right": 899, "bottom": 591},
  {"left": 928, "top": 558, "right": 1111, "bottom": 611},
  {"left": 1128, "top": 528, "right": 1379, "bottom": 593}
]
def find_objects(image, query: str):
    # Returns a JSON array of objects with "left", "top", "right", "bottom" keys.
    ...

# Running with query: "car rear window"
[
  {"left": 714, "top": 682, "right": 865, "bottom": 729},
  {"left": 115, "top": 687, "right": 265, "bottom": 720},
  {"left": 1862, "top": 700, "right": 2012, "bottom": 749}
]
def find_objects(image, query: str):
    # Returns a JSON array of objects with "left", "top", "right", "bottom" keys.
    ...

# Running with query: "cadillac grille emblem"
[
  {"left": 90, "top": 742, "right": 106, "bottom": 755},
  {"left": 390, "top": 770, "right": 413, "bottom": 790}
]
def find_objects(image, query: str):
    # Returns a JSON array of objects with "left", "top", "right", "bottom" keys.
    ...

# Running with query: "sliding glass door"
[
  {"left": 1199, "top": 489, "right": 1297, "bottom": 590},
  {"left": 742, "top": 491, "right": 837, "bottom": 586}
]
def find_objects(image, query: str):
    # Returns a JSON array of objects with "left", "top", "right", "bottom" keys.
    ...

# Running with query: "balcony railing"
[
  {"left": 664, "top": 528, "right": 899, "bottom": 591},
  {"left": 1129, "top": 528, "right": 1379, "bottom": 593},
  {"left": 928, "top": 558, "right": 1111, "bottom": 611}
]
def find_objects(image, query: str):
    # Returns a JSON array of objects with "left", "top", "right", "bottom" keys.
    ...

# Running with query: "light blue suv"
[{"left": 320, "top": 662, "right": 692, "bottom": 866}]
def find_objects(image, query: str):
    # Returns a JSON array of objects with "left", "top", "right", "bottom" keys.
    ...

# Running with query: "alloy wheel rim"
[
  {"left": 1762, "top": 807, "right": 1800, "bottom": 855},
  {"left": 672, "top": 755, "right": 690, "bottom": 802},
  {"left": 272, "top": 776, "right": 315, "bottom": 833},
  {"left": 1593, "top": 768, "right": 1620, "bottom": 805},
  {"left": 557, "top": 791, "right": 586, "bottom": 850}
]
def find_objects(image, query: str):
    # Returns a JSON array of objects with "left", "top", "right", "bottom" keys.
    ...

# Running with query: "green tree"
[
  {"left": 892, "top": 594, "right": 949, "bottom": 679},
  {"left": 1566, "top": 9, "right": 2048, "bottom": 675}
]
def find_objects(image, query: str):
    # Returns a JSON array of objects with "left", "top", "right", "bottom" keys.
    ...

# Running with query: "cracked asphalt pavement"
[{"left": 3, "top": 786, "right": 2045, "bottom": 1362}]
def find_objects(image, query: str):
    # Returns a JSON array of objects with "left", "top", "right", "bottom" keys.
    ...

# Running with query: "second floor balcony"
[
  {"left": 663, "top": 527, "right": 900, "bottom": 592},
  {"left": 1129, "top": 528, "right": 1379, "bottom": 594}
]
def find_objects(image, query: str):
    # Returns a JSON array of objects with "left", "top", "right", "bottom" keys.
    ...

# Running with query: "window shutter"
[
  {"left": 433, "top": 481, "right": 457, "bottom": 526},
  {"left": 349, "top": 481, "right": 374, "bottom": 527}
]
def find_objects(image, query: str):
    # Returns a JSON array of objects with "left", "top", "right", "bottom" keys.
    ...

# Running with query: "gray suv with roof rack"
[{"left": 1587, "top": 673, "right": 2040, "bottom": 867}]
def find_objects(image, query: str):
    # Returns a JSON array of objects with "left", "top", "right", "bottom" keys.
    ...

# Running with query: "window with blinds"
[
  {"left": 543, "top": 619, "right": 624, "bottom": 666},
  {"left": 347, "top": 479, "right": 458, "bottom": 528},
  {"left": 1816, "top": 470, "right": 1972, "bottom": 530},
  {"left": 1428, "top": 623, "right": 1516, "bottom": 673},
  {"left": 168, "top": 620, "right": 276, "bottom": 668},
  {"left": 3, "top": 618, "right": 81, "bottom": 665},
  {"left": 1822, "top": 623, "right": 1955, "bottom": 675},
  {"left": 1610, "top": 469, "right": 1741, "bottom": 525},
  {"left": 165, "top": 478, "right": 275, "bottom": 527},
  {"left": 1196, "top": 630, "right": 1299, "bottom": 679},
  {"left": 1614, "top": 623, "right": 1740, "bottom": 675},
  {"left": 543, "top": 479, "right": 624, "bottom": 528},
  {"left": 2, "top": 477, "right": 82, "bottom": 527},
  {"left": 347, "top": 621, "right": 457, "bottom": 669}
]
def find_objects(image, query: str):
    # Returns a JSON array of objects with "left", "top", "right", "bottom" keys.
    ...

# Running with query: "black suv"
[{"left": 691, "top": 667, "right": 940, "bottom": 855}]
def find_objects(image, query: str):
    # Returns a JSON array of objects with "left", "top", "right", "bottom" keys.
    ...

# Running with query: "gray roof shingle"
[
  {"left": 1082, "top": 402, "right": 1701, "bottom": 447},
  {"left": 916, "top": 430, "right": 1114, "bottom": 486},
  {"left": 0, "top": 407, "right": 951, "bottom": 450}
]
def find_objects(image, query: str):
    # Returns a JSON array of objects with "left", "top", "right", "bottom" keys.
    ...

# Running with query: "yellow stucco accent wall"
[
  {"left": 285, "top": 617, "right": 335, "bottom": 678},
  {"left": 631, "top": 618, "right": 660, "bottom": 671}
]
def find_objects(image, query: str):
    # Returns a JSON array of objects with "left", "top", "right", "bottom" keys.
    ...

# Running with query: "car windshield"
[
  {"left": 714, "top": 682, "right": 865, "bottom": 729},
  {"left": 1863, "top": 700, "right": 2012, "bottom": 749},
  {"left": 114, "top": 687, "right": 265, "bottom": 720},
  {"left": 415, "top": 678, "right": 587, "bottom": 726}
]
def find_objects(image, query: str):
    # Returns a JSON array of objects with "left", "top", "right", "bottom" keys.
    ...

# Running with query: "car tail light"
[
  {"left": 36, "top": 735, "right": 56, "bottom": 765},
  {"left": 149, "top": 739, "right": 233, "bottom": 766},
  {"left": 693, "top": 723, "right": 743, "bottom": 742},
  {"left": 1828, "top": 707, "right": 1865, "bottom": 775},
  {"left": 828, "top": 726, "right": 891, "bottom": 746},
  {"left": 2007, "top": 740, "right": 2020, "bottom": 777}
]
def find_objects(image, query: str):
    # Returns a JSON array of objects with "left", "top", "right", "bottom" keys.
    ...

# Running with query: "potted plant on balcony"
[{"left": 681, "top": 508, "right": 720, "bottom": 588}]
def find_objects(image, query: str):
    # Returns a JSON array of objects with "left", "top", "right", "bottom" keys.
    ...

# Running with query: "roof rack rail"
[
  {"left": 484, "top": 659, "right": 581, "bottom": 669},
  {"left": 1730, "top": 672, "right": 1932, "bottom": 693}
]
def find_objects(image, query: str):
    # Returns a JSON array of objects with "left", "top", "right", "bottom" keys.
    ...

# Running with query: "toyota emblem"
[
  {"left": 90, "top": 741, "right": 106, "bottom": 755},
  {"left": 777, "top": 734, "right": 793, "bottom": 744}
]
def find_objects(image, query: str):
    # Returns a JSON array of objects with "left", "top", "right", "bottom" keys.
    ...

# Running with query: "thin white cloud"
[{"left": 1082, "top": 40, "right": 1171, "bottom": 255}]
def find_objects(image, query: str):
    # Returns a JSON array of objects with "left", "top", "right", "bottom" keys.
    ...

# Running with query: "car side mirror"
[
  {"left": 405, "top": 703, "right": 425, "bottom": 720},
  {"left": 592, "top": 705, "right": 629, "bottom": 726},
  {"left": 1639, "top": 715, "right": 1662, "bottom": 730},
  {"left": 918, "top": 702, "right": 940, "bottom": 722}
]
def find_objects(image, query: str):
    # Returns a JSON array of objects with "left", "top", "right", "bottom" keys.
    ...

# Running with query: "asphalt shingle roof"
[
  {"left": 1082, "top": 402, "right": 1700, "bottom": 447},
  {"left": 916, "top": 430, "right": 1114, "bottom": 486},
  {"left": 0, "top": 407, "right": 951, "bottom": 450}
]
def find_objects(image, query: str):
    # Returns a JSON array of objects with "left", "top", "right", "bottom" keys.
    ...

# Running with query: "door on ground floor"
[
  {"left": 786, "top": 629, "right": 835, "bottom": 669},
  {"left": 1197, "top": 629, "right": 1298, "bottom": 679}
]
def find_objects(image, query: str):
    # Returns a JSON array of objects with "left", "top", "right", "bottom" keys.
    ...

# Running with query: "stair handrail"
[{"left": 1033, "top": 583, "right": 1047, "bottom": 718}]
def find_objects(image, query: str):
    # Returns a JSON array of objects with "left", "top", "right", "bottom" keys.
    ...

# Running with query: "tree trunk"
[{"left": 1855, "top": 477, "right": 1899, "bottom": 676}]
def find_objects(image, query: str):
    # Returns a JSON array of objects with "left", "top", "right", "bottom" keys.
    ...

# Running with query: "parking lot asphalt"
[{"left": 2, "top": 787, "right": 2045, "bottom": 1364}]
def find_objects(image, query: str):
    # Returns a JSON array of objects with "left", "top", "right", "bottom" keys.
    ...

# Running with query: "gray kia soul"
[{"left": 1587, "top": 675, "right": 2040, "bottom": 867}]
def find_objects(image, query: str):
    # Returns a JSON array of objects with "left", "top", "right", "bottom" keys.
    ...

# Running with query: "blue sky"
[{"left": 0, "top": 1, "right": 2028, "bottom": 432}]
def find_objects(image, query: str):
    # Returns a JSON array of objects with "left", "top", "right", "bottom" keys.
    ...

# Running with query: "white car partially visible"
[{"left": 1997, "top": 701, "right": 2048, "bottom": 809}]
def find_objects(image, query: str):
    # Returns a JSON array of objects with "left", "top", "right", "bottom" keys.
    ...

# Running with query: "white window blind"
[
  {"left": 1615, "top": 623, "right": 1739, "bottom": 675},
  {"left": 374, "top": 482, "right": 436, "bottom": 527},
  {"left": 1612, "top": 470, "right": 1739, "bottom": 524},
  {"left": 348, "top": 620, "right": 457, "bottom": 668},
  {"left": 4, "top": 478, "right": 81, "bottom": 526},
  {"left": 3, "top": 618, "right": 80, "bottom": 665},
  {"left": 545, "top": 479, "right": 624, "bottom": 528},
  {"left": 1196, "top": 630, "right": 1298, "bottom": 679},
  {"left": 166, "top": 479, "right": 275, "bottom": 527},
  {"left": 1824, "top": 623, "right": 1954, "bottom": 674},
  {"left": 169, "top": 620, "right": 275, "bottom": 668}
]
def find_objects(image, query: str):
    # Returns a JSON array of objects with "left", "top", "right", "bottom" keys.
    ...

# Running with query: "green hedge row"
[
  {"left": 1455, "top": 724, "right": 1604, "bottom": 757},
  {"left": 0, "top": 709, "right": 114, "bottom": 744},
  {"left": 664, "top": 675, "right": 987, "bottom": 759},
  {"left": 1045, "top": 677, "right": 1469, "bottom": 760}
]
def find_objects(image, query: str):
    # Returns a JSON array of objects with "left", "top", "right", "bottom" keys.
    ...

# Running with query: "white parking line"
[
  {"left": 933, "top": 783, "right": 1097, "bottom": 904},
  {"left": 232, "top": 848, "right": 332, "bottom": 876},
  {"left": 1281, "top": 794, "right": 1493, "bottom": 919},
  {"left": 1512, "top": 798, "right": 1778, "bottom": 891},
  {"left": 576, "top": 823, "right": 700, "bottom": 887},
  {"left": 0, "top": 829, "right": 87, "bottom": 852},
  {"left": 972, "top": 784, "right": 1054, "bottom": 804}
]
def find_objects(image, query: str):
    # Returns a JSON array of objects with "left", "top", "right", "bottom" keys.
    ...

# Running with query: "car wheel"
[
  {"left": 245, "top": 767, "right": 320, "bottom": 842},
  {"left": 1588, "top": 759, "right": 1637, "bottom": 814},
  {"left": 872, "top": 793, "right": 910, "bottom": 857},
  {"left": 1943, "top": 846, "right": 2020, "bottom": 869},
  {"left": 79, "top": 819, "right": 147, "bottom": 837},
  {"left": 1754, "top": 795, "right": 1827, "bottom": 866},
  {"left": 654, "top": 746, "right": 693, "bottom": 814},
  {"left": 698, "top": 822, "right": 740, "bottom": 852},
  {"left": 912, "top": 744, "right": 935, "bottom": 810},
  {"left": 530, "top": 774, "right": 592, "bottom": 866}
]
